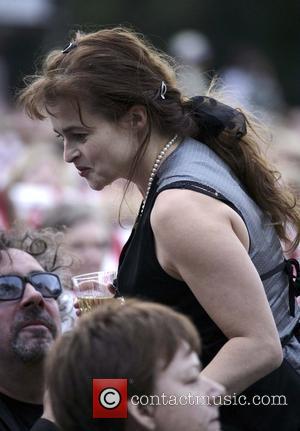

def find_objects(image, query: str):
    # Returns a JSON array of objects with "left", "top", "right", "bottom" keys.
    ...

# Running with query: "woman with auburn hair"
[{"left": 20, "top": 27, "right": 300, "bottom": 430}]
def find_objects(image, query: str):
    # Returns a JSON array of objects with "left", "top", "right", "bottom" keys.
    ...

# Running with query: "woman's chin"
[{"left": 86, "top": 177, "right": 107, "bottom": 191}]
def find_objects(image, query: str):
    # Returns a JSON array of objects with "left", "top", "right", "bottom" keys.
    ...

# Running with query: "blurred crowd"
[
  {"left": 0, "top": 22, "right": 300, "bottom": 431},
  {"left": 0, "top": 109, "right": 141, "bottom": 269},
  {"left": 0, "top": 28, "right": 300, "bottom": 278}
]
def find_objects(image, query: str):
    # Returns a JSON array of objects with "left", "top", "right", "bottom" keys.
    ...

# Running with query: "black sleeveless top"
[
  {"left": 118, "top": 175, "right": 227, "bottom": 365},
  {"left": 117, "top": 177, "right": 300, "bottom": 431}
]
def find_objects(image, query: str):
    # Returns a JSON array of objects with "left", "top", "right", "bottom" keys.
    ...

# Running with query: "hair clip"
[
  {"left": 62, "top": 42, "right": 77, "bottom": 54},
  {"left": 160, "top": 81, "right": 167, "bottom": 100}
]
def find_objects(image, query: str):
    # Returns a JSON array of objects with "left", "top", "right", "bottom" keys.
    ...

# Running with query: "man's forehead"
[{"left": 0, "top": 248, "right": 43, "bottom": 275}]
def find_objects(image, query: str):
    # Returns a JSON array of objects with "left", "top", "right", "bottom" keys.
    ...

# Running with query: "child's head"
[{"left": 47, "top": 299, "right": 223, "bottom": 431}]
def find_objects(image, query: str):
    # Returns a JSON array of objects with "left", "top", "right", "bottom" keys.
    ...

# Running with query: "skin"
[
  {"left": 0, "top": 249, "right": 61, "bottom": 403},
  {"left": 50, "top": 100, "right": 283, "bottom": 395},
  {"left": 66, "top": 220, "right": 112, "bottom": 275},
  {"left": 150, "top": 342, "right": 224, "bottom": 431},
  {"left": 50, "top": 99, "right": 177, "bottom": 196},
  {"left": 127, "top": 342, "right": 224, "bottom": 431}
]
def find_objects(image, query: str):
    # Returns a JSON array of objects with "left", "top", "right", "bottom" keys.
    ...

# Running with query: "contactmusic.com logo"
[{"left": 93, "top": 379, "right": 128, "bottom": 418}]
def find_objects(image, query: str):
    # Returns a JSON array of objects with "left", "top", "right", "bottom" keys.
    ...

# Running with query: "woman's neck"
[{"left": 134, "top": 133, "right": 180, "bottom": 197}]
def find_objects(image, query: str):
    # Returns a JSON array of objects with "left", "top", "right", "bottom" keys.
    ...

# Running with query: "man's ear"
[
  {"left": 127, "top": 397, "right": 156, "bottom": 430},
  {"left": 121, "top": 105, "right": 148, "bottom": 131}
]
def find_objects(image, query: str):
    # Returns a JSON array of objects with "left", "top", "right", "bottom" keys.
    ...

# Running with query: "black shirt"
[{"left": 0, "top": 392, "right": 42, "bottom": 431}]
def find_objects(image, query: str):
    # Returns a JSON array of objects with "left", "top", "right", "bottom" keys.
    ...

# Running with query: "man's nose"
[{"left": 20, "top": 282, "right": 45, "bottom": 307}]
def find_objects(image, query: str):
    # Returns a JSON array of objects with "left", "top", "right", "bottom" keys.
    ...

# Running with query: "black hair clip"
[{"left": 62, "top": 41, "right": 77, "bottom": 54}]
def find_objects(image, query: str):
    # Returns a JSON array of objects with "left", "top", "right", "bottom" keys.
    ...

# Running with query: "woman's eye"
[
  {"left": 55, "top": 133, "right": 64, "bottom": 143},
  {"left": 73, "top": 134, "right": 88, "bottom": 143}
]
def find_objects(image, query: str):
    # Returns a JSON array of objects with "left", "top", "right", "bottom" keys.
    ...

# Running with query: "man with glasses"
[{"left": 0, "top": 228, "right": 67, "bottom": 431}]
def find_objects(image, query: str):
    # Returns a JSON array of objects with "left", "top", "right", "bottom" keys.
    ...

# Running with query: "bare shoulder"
[{"left": 151, "top": 188, "right": 249, "bottom": 251}]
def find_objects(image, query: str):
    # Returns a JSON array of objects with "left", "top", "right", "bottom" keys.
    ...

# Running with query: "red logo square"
[{"left": 93, "top": 379, "right": 128, "bottom": 418}]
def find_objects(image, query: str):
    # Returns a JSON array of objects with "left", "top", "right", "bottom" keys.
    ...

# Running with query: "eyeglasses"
[{"left": 0, "top": 272, "right": 62, "bottom": 301}]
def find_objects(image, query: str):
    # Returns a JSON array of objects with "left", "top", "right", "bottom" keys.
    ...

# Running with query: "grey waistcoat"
[{"left": 158, "top": 137, "right": 300, "bottom": 372}]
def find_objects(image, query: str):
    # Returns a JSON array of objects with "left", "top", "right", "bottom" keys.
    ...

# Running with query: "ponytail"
[{"left": 184, "top": 94, "right": 300, "bottom": 251}]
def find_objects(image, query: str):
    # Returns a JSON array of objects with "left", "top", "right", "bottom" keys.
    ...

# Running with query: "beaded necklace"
[{"left": 140, "top": 134, "right": 178, "bottom": 216}]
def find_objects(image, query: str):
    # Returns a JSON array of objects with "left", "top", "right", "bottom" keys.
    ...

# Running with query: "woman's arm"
[{"left": 151, "top": 189, "right": 283, "bottom": 395}]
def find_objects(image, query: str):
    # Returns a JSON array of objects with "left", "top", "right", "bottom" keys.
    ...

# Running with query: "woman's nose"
[{"left": 64, "top": 143, "right": 80, "bottom": 163}]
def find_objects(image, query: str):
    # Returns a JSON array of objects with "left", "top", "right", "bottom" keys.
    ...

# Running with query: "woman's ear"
[
  {"left": 127, "top": 397, "right": 156, "bottom": 430},
  {"left": 121, "top": 105, "right": 148, "bottom": 131}
]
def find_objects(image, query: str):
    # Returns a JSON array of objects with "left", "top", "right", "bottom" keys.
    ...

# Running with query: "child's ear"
[{"left": 127, "top": 397, "right": 156, "bottom": 430}]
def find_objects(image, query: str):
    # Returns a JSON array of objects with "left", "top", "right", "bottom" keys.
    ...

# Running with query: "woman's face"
[{"left": 50, "top": 100, "right": 139, "bottom": 191}]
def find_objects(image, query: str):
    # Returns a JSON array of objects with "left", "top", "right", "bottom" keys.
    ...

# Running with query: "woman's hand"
[{"left": 74, "top": 297, "right": 81, "bottom": 317}]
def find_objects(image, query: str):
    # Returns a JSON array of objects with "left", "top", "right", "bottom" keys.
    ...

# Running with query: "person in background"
[
  {"left": 168, "top": 29, "right": 213, "bottom": 97},
  {"left": 0, "top": 188, "right": 15, "bottom": 229},
  {"left": 46, "top": 298, "right": 224, "bottom": 431},
  {"left": 42, "top": 204, "right": 116, "bottom": 332},
  {"left": 0, "top": 228, "right": 66, "bottom": 431},
  {"left": 19, "top": 27, "right": 300, "bottom": 430},
  {"left": 220, "top": 45, "right": 285, "bottom": 117},
  {"left": 5, "top": 143, "right": 73, "bottom": 228},
  {"left": 41, "top": 203, "right": 114, "bottom": 275}
]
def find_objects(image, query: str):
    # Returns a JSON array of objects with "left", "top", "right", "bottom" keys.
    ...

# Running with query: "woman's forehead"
[
  {"left": 49, "top": 100, "right": 95, "bottom": 131},
  {"left": 48, "top": 99, "right": 81, "bottom": 121},
  {"left": 51, "top": 102, "right": 116, "bottom": 136}
]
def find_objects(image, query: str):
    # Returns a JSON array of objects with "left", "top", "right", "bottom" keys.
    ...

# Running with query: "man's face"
[
  {"left": 0, "top": 249, "right": 61, "bottom": 363},
  {"left": 152, "top": 342, "right": 224, "bottom": 431}
]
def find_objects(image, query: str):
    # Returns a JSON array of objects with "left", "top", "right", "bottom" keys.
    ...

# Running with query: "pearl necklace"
[{"left": 140, "top": 134, "right": 178, "bottom": 216}]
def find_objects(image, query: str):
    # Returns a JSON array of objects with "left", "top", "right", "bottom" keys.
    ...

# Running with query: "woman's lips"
[{"left": 77, "top": 167, "right": 91, "bottom": 177}]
